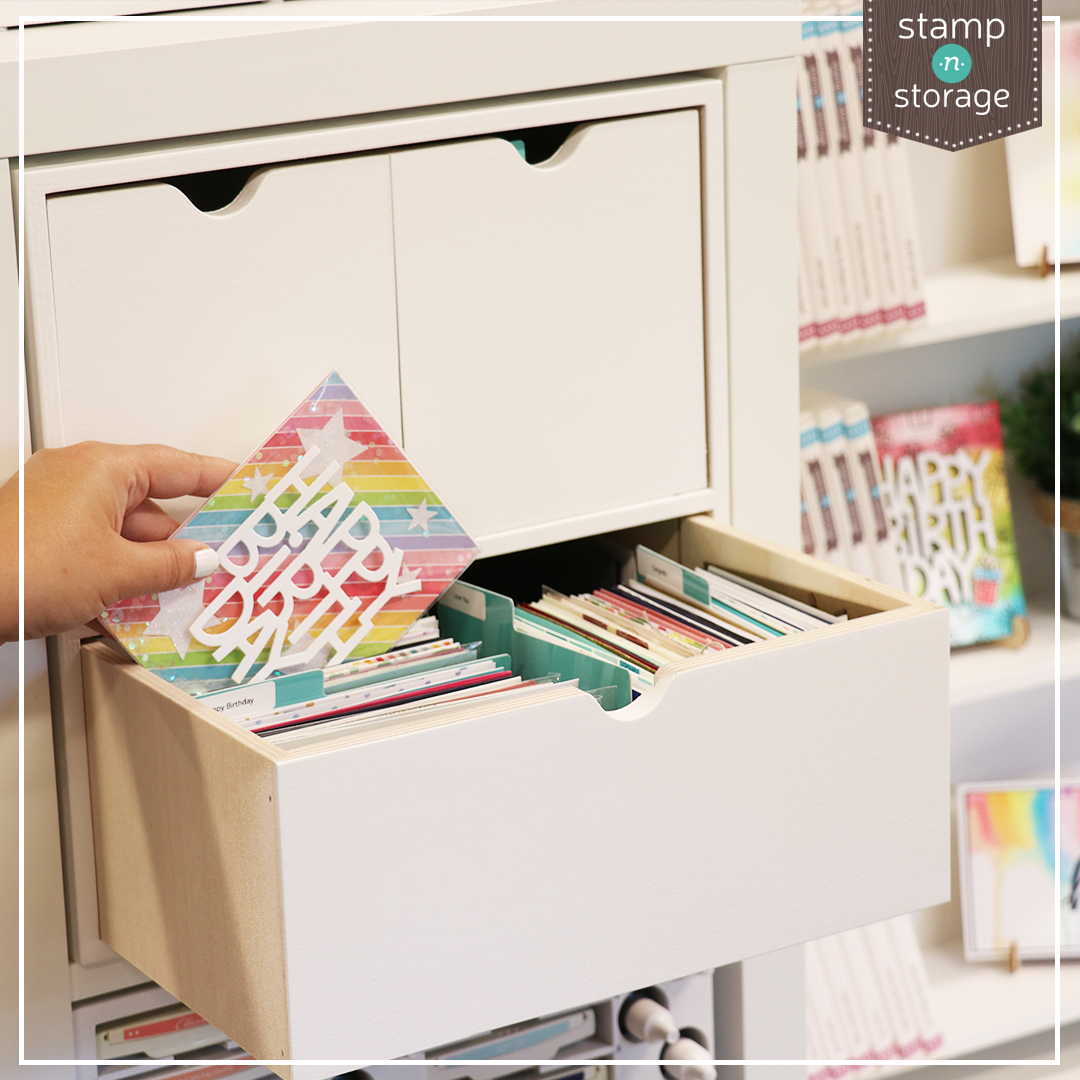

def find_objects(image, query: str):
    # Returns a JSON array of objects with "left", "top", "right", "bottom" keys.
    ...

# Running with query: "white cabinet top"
[{"left": 3, "top": 0, "right": 797, "bottom": 158}]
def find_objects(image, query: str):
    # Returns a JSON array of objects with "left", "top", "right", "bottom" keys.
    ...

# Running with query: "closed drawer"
[
  {"left": 391, "top": 109, "right": 708, "bottom": 539},
  {"left": 45, "top": 154, "right": 403, "bottom": 479},
  {"left": 81, "top": 514, "right": 950, "bottom": 1076}
]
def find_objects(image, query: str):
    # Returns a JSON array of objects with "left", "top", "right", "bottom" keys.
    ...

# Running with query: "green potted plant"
[{"left": 1000, "top": 350, "right": 1080, "bottom": 619}]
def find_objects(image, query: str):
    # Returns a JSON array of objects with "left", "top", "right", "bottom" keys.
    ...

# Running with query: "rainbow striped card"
[{"left": 102, "top": 372, "right": 480, "bottom": 692}]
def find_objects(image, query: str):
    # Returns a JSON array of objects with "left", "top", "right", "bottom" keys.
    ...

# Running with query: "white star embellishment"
[
  {"left": 400, "top": 562, "right": 422, "bottom": 583},
  {"left": 144, "top": 581, "right": 220, "bottom": 661},
  {"left": 407, "top": 498, "right": 437, "bottom": 534},
  {"left": 298, "top": 409, "right": 368, "bottom": 487},
  {"left": 242, "top": 466, "right": 272, "bottom": 503}
]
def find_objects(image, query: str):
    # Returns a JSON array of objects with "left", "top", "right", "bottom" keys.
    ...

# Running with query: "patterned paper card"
[{"left": 103, "top": 372, "right": 480, "bottom": 692}]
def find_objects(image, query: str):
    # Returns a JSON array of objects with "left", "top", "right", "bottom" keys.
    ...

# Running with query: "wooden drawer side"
[
  {"left": 81, "top": 642, "right": 291, "bottom": 1062},
  {"left": 680, "top": 514, "right": 921, "bottom": 615}
]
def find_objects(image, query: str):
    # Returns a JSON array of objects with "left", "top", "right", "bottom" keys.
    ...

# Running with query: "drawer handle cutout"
[
  {"left": 495, "top": 121, "right": 580, "bottom": 164},
  {"left": 161, "top": 165, "right": 259, "bottom": 212}
]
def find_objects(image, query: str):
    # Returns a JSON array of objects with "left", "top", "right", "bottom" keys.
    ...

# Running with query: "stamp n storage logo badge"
[{"left": 865, "top": 0, "right": 1042, "bottom": 150}]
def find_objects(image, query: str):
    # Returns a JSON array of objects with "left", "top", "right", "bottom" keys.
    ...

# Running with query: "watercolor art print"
[
  {"left": 957, "top": 783, "right": 1080, "bottom": 961},
  {"left": 102, "top": 371, "right": 480, "bottom": 693}
]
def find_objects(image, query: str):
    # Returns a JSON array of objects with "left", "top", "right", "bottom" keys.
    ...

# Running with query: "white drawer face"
[
  {"left": 80, "top": 516, "right": 950, "bottom": 1074},
  {"left": 44, "top": 154, "right": 403, "bottom": 519},
  {"left": 390, "top": 109, "right": 708, "bottom": 539}
]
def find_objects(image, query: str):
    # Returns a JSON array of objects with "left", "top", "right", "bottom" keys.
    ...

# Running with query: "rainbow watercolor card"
[
  {"left": 957, "top": 782, "right": 1080, "bottom": 961},
  {"left": 102, "top": 371, "right": 480, "bottom": 693}
]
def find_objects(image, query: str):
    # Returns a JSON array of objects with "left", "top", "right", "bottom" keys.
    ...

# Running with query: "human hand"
[{"left": 0, "top": 442, "right": 237, "bottom": 643}]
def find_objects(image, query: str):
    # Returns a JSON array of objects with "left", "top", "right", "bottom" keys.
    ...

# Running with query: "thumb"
[{"left": 114, "top": 538, "right": 219, "bottom": 601}]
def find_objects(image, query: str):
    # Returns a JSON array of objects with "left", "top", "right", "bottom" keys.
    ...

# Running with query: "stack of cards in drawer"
[
  {"left": 437, "top": 544, "right": 845, "bottom": 712},
  {"left": 806, "top": 914, "right": 943, "bottom": 1077},
  {"left": 196, "top": 629, "right": 567, "bottom": 747},
  {"left": 515, "top": 546, "right": 843, "bottom": 700},
  {"left": 188, "top": 542, "right": 845, "bottom": 751}
]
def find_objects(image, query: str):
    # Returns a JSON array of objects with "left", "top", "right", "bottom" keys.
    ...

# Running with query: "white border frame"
[{"left": 16, "top": 6, "right": 1054, "bottom": 1071}]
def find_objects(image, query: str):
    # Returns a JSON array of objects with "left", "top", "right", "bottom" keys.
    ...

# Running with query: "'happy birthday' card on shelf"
[
  {"left": 103, "top": 371, "right": 480, "bottom": 692},
  {"left": 872, "top": 401, "right": 1027, "bottom": 648}
]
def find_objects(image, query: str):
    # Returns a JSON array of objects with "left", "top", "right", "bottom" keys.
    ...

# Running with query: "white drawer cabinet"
[
  {"left": 80, "top": 515, "right": 949, "bottom": 1075},
  {"left": 28, "top": 77, "right": 722, "bottom": 544},
  {"left": 29, "top": 73, "right": 735, "bottom": 988}
]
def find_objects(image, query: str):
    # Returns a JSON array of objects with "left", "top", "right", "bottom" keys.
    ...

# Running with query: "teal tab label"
[
  {"left": 682, "top": 569, "right": 711, "bottom": 607},
  {"left": 276, "top": 669, "right": 324, "bottom": 707}
]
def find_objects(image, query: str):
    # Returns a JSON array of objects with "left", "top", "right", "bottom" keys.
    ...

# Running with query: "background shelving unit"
[
  {"left": 949, "top": 602, "right": 1080, "bottom": 711},
  {"left": 801, "top": 123, "right": 1080, "bottom": 365},
  {"left": 872, "top": 940, "right": 1079, "bottom": 1076},
  {"left": 803, "top": 258, "right": 1080, "bottom": 365},
  {"left": 923, "top": 942, "right": 1080, "bottom": 1061},
  {"left": 801, "top": 9, "right": 1080, "bottom": 1065}
]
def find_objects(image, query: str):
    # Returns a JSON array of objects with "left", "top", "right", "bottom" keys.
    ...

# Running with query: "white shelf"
[
  {"left": 801, "top": 257, "right": 1080, "bottom": 366},
  {"left": 924, "top": 937, "right": 1080, "bottom": 1062},
  {"left": 950, "top": 604, "right": 1080, "bottom": 709},
  {"left": 872, "top": 937, "right": 1078, "bottom": 1076}
]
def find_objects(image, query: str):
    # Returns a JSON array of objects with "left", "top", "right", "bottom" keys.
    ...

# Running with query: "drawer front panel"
[
  {"left": 391, "top": 109, "right": 708, "bottom": 539},
  {"left": 276, "top": 608, "right": 949, "bottom": 1062},
  {"left": 45, "top": 155, "right": 402, "bottom": 516}
]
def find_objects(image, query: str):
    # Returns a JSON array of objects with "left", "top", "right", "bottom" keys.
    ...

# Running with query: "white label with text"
[{"left": 199, "top": 681, "right": 276, "bottom": 720}]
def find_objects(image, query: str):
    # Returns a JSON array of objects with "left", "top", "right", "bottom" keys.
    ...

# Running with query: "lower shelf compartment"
[
  {"left": 80, "top": 515, "right": 950, "bottom": 1076},
  {"left": 924, "top": 939, "right": 1079, "bottom": 1062},
  {"left": 851, "top": 939, "right": 1078, "bottom": 1080}
]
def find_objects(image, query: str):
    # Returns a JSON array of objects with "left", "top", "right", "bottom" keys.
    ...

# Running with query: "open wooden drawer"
[{"left": 81, "top": 515, "right": 950, "bottom": 1076}]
